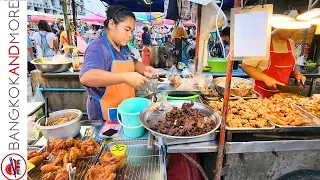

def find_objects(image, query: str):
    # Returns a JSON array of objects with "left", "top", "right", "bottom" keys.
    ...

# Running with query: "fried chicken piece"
[
  {"left": 69, "top": 147, "right": 81, "bottom": 163},
  {"left": 99, "top": 152, "right": 126, "bottom": 166},
  {"left": 55, "top": 170, "right": 69, "bottom": 180},
  {"left": 46, "top": 139, "right": 54, "bottom": 153},
  {"left": 28, "top": 151, "right": 42, "bottom": 160},
  {"left": 66, "top": 137, "right": 75, "bottom": 147},
  {"left": 29, "top": 152, "right": 49, "bottom": 165},
  {"left": 41, "top": 171, "right": 58, "bottom": 180},
  {"left": 40, "top": 164, "right": 62, "bottom": 172},
  {"left": 290, "top": 120, "right": 312, "bottom": 126},
  {"left": 63, "top": 152, "right": 70, "bottom": 167},
  {"left": 74, "top": 139, "right": 82, "bottom": 149},
  {"left": 52, "top": 138, "right": 67, "bottom": 150},
  {"left": 52, "top": 149, "right": 67, "bottom": 166},
  {"left": 106, "top": 173, "right": 116, "bottom": 180},
  {"left": 85, "top": 164, "right": 117, "bottom": 180}
]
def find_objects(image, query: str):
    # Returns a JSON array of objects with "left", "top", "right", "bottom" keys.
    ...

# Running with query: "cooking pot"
[{"left": 36, "top": 109, "right": 82, "bottom": 139}]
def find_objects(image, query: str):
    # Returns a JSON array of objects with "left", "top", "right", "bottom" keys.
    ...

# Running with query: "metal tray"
[
  {"left": 268, "top": 105, "right": 320, "bottom": 128},
  {"left": 226, "top": 123, "right": 275, "bottom": 131},
  {"left": 139, "top": 101, "right": 221, "bottom": 140},
  {"left": 102, "top": 140, "right": 165, "bottom": 180},
  {"left": 157, "top": 83, "right": 201, "bottom": 95},
  {"left": 27, "top": 140, "right": 104, "bottom": 180},
  {"left": 201, "top": 89, "right": 262, "bottom": 101},
  {"left": 293, "top": 104, "right": 320, "bottom": 125}
]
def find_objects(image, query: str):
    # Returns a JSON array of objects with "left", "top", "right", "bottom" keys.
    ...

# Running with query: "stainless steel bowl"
[
  {"left": 213, "top": 77, "right": 253, "bottom": 97},
  {"left": 36, "top": 109, "right": 82, "bottom": 139},
  {"left": 31, "top": 58, "right": 72, "bottom": 73},
  {"left": 139, "top": 101, "right": 221, "bottom": 139}
]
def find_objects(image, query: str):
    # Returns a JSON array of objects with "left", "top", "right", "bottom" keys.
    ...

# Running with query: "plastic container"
[
  {"left": 207, "top": 58, "right": 228, "bottom": 73},
  {"left": 167, "top": 94, "right": 200, "bottom": 102},
  {"left": 117, "top": 98, "right": 151, "bottom": 138}
]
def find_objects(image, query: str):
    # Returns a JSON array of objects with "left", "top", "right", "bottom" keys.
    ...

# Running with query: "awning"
[
  {"left": 80, "top": 12, "right": 106, "bottom": 23},
  {"left": 29, "top": 16, "right": 56, "bottom": 23}
]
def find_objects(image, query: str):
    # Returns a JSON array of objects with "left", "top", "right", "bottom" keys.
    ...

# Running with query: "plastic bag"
[
  {"left": 167, "top": 153, "right": 204, "bottom": 180},
  {"left": 135, "top": 79, "right": 158, "bottom": 97},
  {"left": 166, "top": 65, "right": 179, "bottom": 78}
]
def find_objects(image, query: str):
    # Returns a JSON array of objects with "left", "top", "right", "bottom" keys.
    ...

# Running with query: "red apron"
[
  {"left": 254, "top": 40, "right": 295, "bottom": 98},
  {"left": 93, "top": 33, "right": 135, "bottom": 122}
]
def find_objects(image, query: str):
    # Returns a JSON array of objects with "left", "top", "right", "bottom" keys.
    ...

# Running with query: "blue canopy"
[{"left": 100, "top": 0, "right": 234, "bottom": 12}]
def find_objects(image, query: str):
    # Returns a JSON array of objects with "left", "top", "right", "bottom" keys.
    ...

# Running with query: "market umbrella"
[
  {"left": 29, "top": 16, "right": 55, "bottom": 23},
  {"left": 80, "top": 13, "right": 106, "bottom": 23},
  {"left": 136, "top": 13, "right": 156, "bottom": 21}
]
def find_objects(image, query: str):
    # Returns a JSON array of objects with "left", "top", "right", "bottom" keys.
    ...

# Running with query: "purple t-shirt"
[{"left": 80, "top": 36, "right": 137, "bottom": 120}]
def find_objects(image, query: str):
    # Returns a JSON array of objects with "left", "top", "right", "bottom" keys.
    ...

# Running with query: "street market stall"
[{"left": 27, "top": 0, "right": 320, "bottom": 179}]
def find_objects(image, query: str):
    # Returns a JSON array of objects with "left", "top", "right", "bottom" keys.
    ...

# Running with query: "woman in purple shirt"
[{"left": 80, "top": 5, "right": 157, "bottom": 121}]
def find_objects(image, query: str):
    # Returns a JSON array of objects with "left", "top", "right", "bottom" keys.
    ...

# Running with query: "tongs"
[
  {"left": 44, "top": 97, "right": 49, "bottom": 126},
  {"left": 66, "top": 163, "right": 76, "bottom": 180}
]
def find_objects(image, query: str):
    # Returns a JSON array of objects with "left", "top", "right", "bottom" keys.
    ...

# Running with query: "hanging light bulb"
[
  {"left": 271, "top": 14, "right": 293, "bottom": 23},
  {"left": 272, "top": 20, "right": 311, "bottom": 29},
  {"left": 172, "top": 20, "right": 188, "bottom": 38},
  {"left": 296, "top": 8, "right": 320, "bottom": 20}
]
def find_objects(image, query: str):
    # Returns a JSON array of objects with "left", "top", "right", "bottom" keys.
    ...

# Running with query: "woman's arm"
[
  {"left": 242, "top": 63, "right": 284, "bottom": 88},
  {"left": 80, "top": 69, "right": 147, "bottom": 88},
  {"left": 291, "top": 66, "right": 306, "bottom": 83},
  {"left": 134, "top": 61, "right": 147, "bottom": 75}
]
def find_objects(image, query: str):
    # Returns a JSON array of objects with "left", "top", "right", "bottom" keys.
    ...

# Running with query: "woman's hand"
[
  {"left": 122, "top": 72, "right": 148, "bottom": 88},
  {"left": 144, "top": 66, "right": 158, "bottom": 78},
  {"left": 263, "top": 76, "right": 285, "bottom": 89},
  {"left": 295, "top": 73, "right": 306, "bottom": 84}
]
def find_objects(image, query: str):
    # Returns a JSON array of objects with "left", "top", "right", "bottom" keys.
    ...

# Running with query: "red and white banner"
[{"left": 0, "top": 1, "right": 27, "bottom": 179}]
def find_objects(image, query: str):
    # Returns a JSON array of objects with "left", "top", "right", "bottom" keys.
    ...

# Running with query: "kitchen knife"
[{"left": 276, "top": 84, "right": 301, "bottom": 94}]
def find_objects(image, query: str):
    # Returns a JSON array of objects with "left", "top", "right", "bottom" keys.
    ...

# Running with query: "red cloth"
[
  {"left": 167, "top": 153, "right": 204, "bottom": 180},
  {"left": 254, "top": 40, "right": 295, "bottom": 98}
]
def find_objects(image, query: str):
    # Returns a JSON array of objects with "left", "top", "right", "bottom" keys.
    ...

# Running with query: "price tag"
[
  {"left": 27, "top": 161, "right": 35, "bottom": 172},
  {"left": 84, "top": 128, "right": 94, "bottom": 137},
  {"left": 111, "top": 144, "right": 126, "bottom": 157}
]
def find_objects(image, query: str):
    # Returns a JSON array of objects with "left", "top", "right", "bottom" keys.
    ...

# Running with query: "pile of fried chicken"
[
  {"left": 208, "top": 97, "right": 312, "bottom": 128},
  {"left": 151, "top": 102, "right": 216, "bottom": 136},
  {"left": 85, "top": 151, "right": 127, "bottom": 180},
  {"left": 28, "top": 137, "right": 100, "bottom": 180}
]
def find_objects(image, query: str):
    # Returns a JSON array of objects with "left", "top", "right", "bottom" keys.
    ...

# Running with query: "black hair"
[
  {"left": 221, "top": 27, "right": 230, "bottom": 37},
  {"left": 142, "top": 26, "right": 149, "bottom": 33},
  {"left": 104, "top": 5, "right": 135, "bottom": 28},
  {"left": 38, "top": 20, "right": 52, "bottom": 32}
]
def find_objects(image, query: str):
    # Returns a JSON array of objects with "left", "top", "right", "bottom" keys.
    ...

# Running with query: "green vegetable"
[{"left": 305, "top": 59, "right": 316, "bottom": 67}]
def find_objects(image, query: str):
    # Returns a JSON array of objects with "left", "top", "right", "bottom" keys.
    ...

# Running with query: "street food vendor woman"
[
  {"left": 242, "top": 28, "right": 306, "bottom": 98},
  {"left": 80, "top": 5, "right": 157, "bottom": 120}
]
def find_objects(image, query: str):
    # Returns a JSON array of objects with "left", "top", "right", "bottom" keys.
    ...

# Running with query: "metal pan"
[
  {"left": 268, "top": 105, "right": 320, "bottom": 128},
  {"left": 139, "top": 101, "right": 221, "bottom": 139},
  {"left": 157, "top": 83, "right": 201, "bottom": 95},
  {"left": 293, "top": 104, "right": 320, "bottom": 125},
  {"left": 226, "top": 124, "right": 275, "bottom": 131},
  {"left": 102, "top": 140, "right": 166, "bottom": 180}
]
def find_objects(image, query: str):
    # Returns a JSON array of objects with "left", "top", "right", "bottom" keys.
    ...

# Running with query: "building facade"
[{"left": 27, "top": 0, "right": 86, "bottom": 16}]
